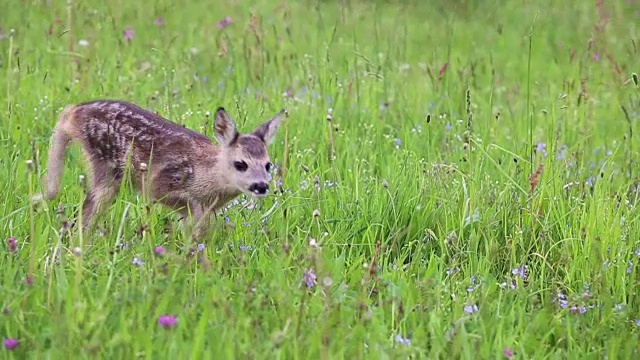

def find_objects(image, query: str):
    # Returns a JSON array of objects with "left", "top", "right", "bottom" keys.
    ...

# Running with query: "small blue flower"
[
  {"left": 197, "top": 243, "right": 205, "bottom": 252},
  {"left": 303, "top": 269, "right": 317, "bottom": 289},
  {"left": 394, "top": 138, "right": 402, "bottom": 148},
  {"left": 463, "top": 304, "right": 478, "bottom": 314},
  {"left": 536, "top": 142, "right": 548, "bottom": 157},
  {"left": 395, "top": 333, "right": 411, "bottom": 346},
  {"left": 132, "top": 257, "right": 144, "bottom": 266}
]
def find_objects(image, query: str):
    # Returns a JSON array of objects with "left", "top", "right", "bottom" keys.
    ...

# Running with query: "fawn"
[{"left": 39, "top": 100, "right": 284, "bottom": 235}]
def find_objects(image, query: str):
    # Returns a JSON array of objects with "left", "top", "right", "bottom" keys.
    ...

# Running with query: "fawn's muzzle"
[{"left": 249, "top": 182, "right": 269, "bottom": 195}]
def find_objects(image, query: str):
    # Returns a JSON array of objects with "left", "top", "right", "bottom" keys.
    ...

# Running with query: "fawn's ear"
[
  {"left": 253, "top": 109, "right": 285, "bottom": 145},
  {"left": 213, "top": 107, "right": 238, "bottom": 146}
]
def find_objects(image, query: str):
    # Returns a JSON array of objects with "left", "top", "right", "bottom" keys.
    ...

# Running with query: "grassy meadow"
[{"left": 2, "top": 0, "right": 640, "bottom": 358}]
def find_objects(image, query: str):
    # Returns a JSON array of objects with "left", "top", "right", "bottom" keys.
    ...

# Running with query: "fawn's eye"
[
  {"left": 234, "top": 161, "right": 248, "bottom": 172},
  {"left": 265, "top": 162, "right": 272, "bottom": 172}
]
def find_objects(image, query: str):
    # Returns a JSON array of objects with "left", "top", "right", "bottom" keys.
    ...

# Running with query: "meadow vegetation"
[{"left": 1, "top": 0, "right": 640, "bottom": 358}]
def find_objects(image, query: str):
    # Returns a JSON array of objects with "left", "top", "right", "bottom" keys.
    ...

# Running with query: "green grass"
[{"left": 2, "top": 0, "right": 640, "bottom": 358}]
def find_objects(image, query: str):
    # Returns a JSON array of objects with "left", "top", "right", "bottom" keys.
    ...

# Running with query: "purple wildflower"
[
  {"left": 155, "top": 246, "right": 165, "bottom": 256},
  {"left": 463, "top": 304, "right": 479, "bottom": 314},
  {"left": 216, "top": 16, "right": 232, "bottom": 29},
  {"left": 503, "top": 348, "right": 514, "bottom": 359},
  {"left": 3, "top": 338, "right": 19, "bottom": 350},
  {"left": 197, "top": 243, "right": 205, "bottom": 252},
  {"left": 635, "top": 319, "right": 640, "bottom": 327},
  {"left": 158, "top": 315, "right": 177, "bottom": 328},
  {"left": 553, "top": 292, "right": 568, "bottom": 308},
  {"left": 132, "top": 257, "right": 144, "bottom": 266},
  {"left": 7, "top": 237, "right": 17, "bottom": 252},
  {"left": 556, "top": 145, "right": 567, "bottom": 160},
  {"left": 303, "top": 269, "right": 317, "bottom": 289},
  {"left": 394, "top": 138, "right": 402, "bottom": 148},
  {"left": 123, "top": 28, "right": 134, "bottom": 42},
  {"left": 627, "top": 261, "right": 633, "bottom": 274},
  {"left": 512, "top": 265, "right": 528, "bottom": 279},
  {"left": 154, "top": 17, "right": 164, "bottom": 26},
  {"left": 395, "top": 333, "right": 411, "bottom": 346},
  {"left": 239, "top": 244, "right": 252, "bottom": 252},
  {"left": 535, "top": 142, "right": 548, "bottom": 157}
]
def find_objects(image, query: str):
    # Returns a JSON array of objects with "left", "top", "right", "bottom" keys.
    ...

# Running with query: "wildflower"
[
  {"left": 154, "top": 246, "right": 165, "bottom": 256},
  {"left": 503, "top": 348, "right": 514, "bottom": 359},
  {"left": 239, "top": 244, "right": 252, "bottom": 252},
  {"left": 556, "top": 144, "right": 567, "bottom": 160},
  {"left": 635, "top": 319, "right": 640, "bottom": 327},
  {"left": 123, "top": 27, "right": 134, "bottom": 42},
  {"left": 132, "top": 257, "right": 144, "bottom": 266},
  {"left": 585, "top": 176, "right": 596, "bottom": 188},
  {"left": 3, "top": 338, "right": 19, "bottom": 350},
  {"left": 72, "top": 247, "right": 82, "bottom": 256},
  {"left": 395, "top": 333, "right": 411, "bottom": 346},
  {"left": 154, "top": 17, "right": 164, "bottom": 26},
  {"left": 627, "top": 261, "right": 634, "bottom": 274},
  {"left": 78, "top": 39, "right": 89, "bottom": 47},
  {"left": 303, "top": 269, "right": 317, "bottom": 289},
  {"left": 467, "top": 275, "right": 481, "bottom": 293},
  {"left": 394, "top": 138, "right": 402, "bottom": 148},
  {"left": 569, "top": 305, "right": 586, "bottom": 314},
  {"left": 535, "top": 142, "right": 548, "bottom": 157},
  {"left": 445, "top": 123, "right": 453, "bottom": 131},
  {"left": 463, "top": 304, "right": 478, "bottom": 314},
  {"left": 197, "top": 243, "right": 205, "bottom": 252},
  {"left": 216, "top": 16, "right": 232, "bottom": 29},
  {"left": 7, "top": 237, "right": 17, "bottom": 252},
  {"left": 157, "top": 315, "right": 177, "bottom": 328},
  {"left": 511, "top": 265, "right": 528, "bottom": 279},
  {"left": 553, "top": 292, "right": 568, "bottom": 308}
]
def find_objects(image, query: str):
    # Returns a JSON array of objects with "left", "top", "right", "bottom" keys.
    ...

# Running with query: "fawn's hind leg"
[{"left": 80, "top": 162, "right": 122, "bottom": 229}]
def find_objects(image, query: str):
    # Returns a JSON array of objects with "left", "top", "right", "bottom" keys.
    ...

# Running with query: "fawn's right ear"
[{"left": 213, "top": 107, "right": 238, "bottom": 146}]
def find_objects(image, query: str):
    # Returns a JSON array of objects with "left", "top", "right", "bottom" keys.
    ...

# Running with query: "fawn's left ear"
[
  {"left": 213, "top": 107, "right": 239, "bottom": 146},
  {"left": 253, "top": 109, "right": 285, "bottom": 145}
]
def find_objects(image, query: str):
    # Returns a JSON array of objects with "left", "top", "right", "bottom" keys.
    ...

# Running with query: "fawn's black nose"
[{"left": 249, "top": 182, "right": 269, "bottom": 195}]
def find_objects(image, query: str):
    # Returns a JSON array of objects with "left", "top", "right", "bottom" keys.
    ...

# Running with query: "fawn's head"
[{"left": 213, "top": 107, "right": 284, "bottom": 197}]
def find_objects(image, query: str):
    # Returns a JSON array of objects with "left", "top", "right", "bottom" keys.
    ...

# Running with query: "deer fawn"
[{"left": 39, "top": 100, "right": 284, "bottom": 235}]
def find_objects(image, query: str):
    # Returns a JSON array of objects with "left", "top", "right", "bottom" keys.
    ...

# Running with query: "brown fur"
[{"left": 40, "top": 100, "right": 284, "bottom": 235}]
